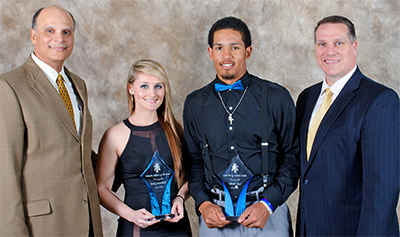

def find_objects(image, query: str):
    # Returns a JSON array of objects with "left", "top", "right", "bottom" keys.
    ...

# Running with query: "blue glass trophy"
[
  {"left": 140, "top": 150, "right": 175, "bottom": 217},
  {"left": 217, "top": 153, "right": 254, "bottom": 219}
]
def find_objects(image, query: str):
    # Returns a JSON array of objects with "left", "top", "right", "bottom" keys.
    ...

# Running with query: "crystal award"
[
  {"left": 140, "top": 150, "right": 175, "bottom": 216},
  {"left": 217, "top": 153, "right": 254, "bottom": 218}
]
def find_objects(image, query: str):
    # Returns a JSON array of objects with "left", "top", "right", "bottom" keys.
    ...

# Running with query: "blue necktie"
[{"left": 214, "top": 80, "right": 244, "bottom": 92}]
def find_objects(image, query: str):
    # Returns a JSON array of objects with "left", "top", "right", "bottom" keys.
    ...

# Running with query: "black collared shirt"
[{"left": 183, "top": 72, "right": 299, "bottom": 211}]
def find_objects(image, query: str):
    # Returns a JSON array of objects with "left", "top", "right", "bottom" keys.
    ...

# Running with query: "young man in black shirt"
[{"left": 183, "top": 16, "right": 299, "bottom": 236}]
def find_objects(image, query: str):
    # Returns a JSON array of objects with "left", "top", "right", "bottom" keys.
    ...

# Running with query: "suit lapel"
[
  {"left": 305, "top": 68, "right": 363, "bottom": 170},
  {"left": 26, "top": 58, "right": 80, "bottom": 141}
]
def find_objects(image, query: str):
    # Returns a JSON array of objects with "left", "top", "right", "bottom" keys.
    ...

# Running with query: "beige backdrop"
[{"left": 1, "top": 0, "right": 399, "bottom": 236}]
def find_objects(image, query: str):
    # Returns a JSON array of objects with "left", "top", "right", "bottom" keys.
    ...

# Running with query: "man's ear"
[
  {"left": 352, "top": 40, "right": 357, "bottom": 57},
  {"left": 31, "top": 29, "right": 37, "bottom": 45},
  {"left": 208, "top": 47, "right": 213, "bottom": 60},
  {"left": 245, "top": 46, "right": 253, "bottom": 59}
]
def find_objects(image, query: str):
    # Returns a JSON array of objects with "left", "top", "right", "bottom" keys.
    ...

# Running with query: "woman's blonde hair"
[{"left": 126, "top": 59, "right": 185, "bottom": 186}]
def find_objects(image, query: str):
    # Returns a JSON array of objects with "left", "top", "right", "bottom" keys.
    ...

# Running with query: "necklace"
[{"left": 217, "top": 86, "right": 249, "bottom": 125}]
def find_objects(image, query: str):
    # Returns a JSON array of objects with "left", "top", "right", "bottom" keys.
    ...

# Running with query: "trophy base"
[
  {"left": 148, "top": 213, "right": 176, "bottom": 221},
  {"left": 225, "top": 216, "right": 239, "bottom": 221}
]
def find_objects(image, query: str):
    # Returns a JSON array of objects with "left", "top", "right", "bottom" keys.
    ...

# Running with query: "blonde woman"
[{"left": 96, "top": 59, "right": 191, "bottom": 236}]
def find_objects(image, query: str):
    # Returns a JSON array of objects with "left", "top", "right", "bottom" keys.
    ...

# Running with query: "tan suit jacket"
[{"left": 0, "top": 56, "right": 103, "bottom": 236}]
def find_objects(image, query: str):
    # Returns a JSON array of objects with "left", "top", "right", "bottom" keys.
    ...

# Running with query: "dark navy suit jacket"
[{"left": 295, "top": 67, "right": 399, "bottom": 236}]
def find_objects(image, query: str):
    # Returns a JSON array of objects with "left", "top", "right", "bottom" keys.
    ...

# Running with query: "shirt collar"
[
  {"left": 31, "top": 53, "right": 67, "bottom": 84},
  {"left": 320, "top": 65, "right": 357, "bottom": 100}
]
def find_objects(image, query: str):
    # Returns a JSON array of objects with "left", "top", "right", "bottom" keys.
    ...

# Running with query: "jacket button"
[
  {"left": 301, "top": 208, "right": 305, "bottom": 213},
  {"left": 304, "top": 179, "right": 309, "bottom": 185},
  {"left": 81, "top": 199, "right": 88, "bottom": 204}
]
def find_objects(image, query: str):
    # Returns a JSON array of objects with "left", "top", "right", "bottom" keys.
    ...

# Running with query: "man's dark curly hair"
[{"left": 208, "top": 16, "right": 252, "bottom": 48}]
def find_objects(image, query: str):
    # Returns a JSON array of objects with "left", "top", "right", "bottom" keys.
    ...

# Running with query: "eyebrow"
[
  {"left": 43, "top": 25, "right": 74, "bottom": 31},
  {"left": 316, "top": 37, "right": 346, "bottom": 42},
  {"left": 213, "top": 42, "right": 242, "bottom": 47}
]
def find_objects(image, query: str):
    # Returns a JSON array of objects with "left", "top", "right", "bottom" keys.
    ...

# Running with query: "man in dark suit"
[
  {"left": 296, "top": 15, "right": 399, "bottom": 236},
  {"left": 0, "top": 6, "right": 103, "bottom": 236}
]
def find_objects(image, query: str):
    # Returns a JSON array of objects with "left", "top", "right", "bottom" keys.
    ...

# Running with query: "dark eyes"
[
  {"left": 318, "top": 42, "right": 343, "bottom": 47},
  {"left": 45, "top": 29, "right": 71, "bottom": 34},
  {"left": 214, "top": 46, "right": 240, "bottom": 50}
]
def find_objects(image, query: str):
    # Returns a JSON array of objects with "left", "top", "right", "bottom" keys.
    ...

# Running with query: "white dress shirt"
[
  {"left": 31, "top": 53, "right": 82, "bottom": 135},
  {"left": 309, "top": 65, "right": 357, "bottom": 128}
]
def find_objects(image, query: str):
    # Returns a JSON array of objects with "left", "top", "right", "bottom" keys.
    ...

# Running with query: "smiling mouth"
[
  {"left": 221, "top": 62, "right": 234, "bottom": 69},
  {"left": 49, "top": 44, "right": 68, "bottom": 50},
  {"left": 145, "top": 99, "right": 157, "bottom": 103},
  {"left": 325, "top": 60, "right": 340, "bottom": 64}
]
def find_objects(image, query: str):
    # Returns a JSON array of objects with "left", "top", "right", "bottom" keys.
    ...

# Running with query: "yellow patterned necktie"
[
  {"left": 306, "top": 88, "right": 333, "bottom": 161},
  {"left": 57, "top": 73, "right": 76, "bottom": 130}
]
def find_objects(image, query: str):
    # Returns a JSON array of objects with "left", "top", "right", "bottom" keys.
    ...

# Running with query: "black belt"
[{"left": 209, "top": 191, "right": 259, "bottom": 203}]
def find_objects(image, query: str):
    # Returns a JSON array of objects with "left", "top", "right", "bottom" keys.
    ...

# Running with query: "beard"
[{"left": 221, "top": 73, "right": 236, "bottom": 80}]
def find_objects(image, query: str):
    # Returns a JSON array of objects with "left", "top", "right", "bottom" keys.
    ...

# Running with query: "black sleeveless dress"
[{"left": 116, "top": 119, "right": 191, "bottom": 236}]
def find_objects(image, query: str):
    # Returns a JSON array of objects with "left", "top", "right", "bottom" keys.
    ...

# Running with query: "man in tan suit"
[{"left": 0, "top": 6, "right": 103, "bottom": 236}]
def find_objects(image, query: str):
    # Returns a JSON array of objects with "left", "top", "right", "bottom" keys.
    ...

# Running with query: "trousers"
[{"left": 199, "top": 203, "right": 292, "bottom": 237}]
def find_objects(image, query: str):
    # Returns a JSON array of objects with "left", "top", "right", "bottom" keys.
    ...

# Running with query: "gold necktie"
[
  {"left": 306, "top": 88, "right": 333, "bottom": 161},
  {"left": 57, "top": 73, "right": 76, "bottom": 130}
]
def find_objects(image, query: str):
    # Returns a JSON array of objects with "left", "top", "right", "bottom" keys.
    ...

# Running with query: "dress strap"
[{"left": 123, "top": 118, "right": 135, "bottom": 130}]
